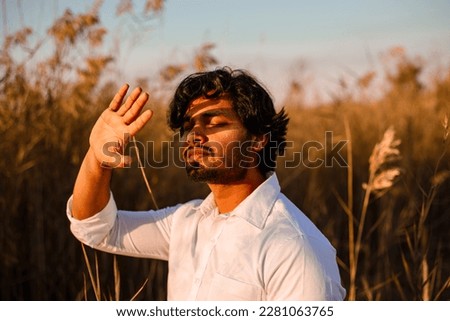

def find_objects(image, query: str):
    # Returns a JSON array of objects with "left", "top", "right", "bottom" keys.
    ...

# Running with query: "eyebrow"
[{"left": 183, "top": 108, "right": 236, "bottom": 123}]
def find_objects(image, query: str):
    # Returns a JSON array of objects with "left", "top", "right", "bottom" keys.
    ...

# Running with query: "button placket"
[{"left": 188, "top": 214, "right": 228, "bottom": 299}]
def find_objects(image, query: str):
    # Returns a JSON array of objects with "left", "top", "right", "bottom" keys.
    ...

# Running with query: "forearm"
[
  {"left": 72, "top": 147, "right": 112, "bottom": 220},
  {"left": 70, "top": 85, "right": 151, "bottom": 220}
]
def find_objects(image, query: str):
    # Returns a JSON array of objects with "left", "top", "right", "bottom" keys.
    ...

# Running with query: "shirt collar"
[
  {"left": 193, "top": 192, "right": 217, "bottom": 217},
  {"left": 191, "top": 172, "right": 280, "bottom": 229},
  {"left": 231, "top": 172, "right": 280, "bottom": 229}
]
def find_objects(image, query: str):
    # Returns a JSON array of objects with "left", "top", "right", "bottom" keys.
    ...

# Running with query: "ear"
[{"left": 251, "top": 133, "right": 269, "bottom": 152}]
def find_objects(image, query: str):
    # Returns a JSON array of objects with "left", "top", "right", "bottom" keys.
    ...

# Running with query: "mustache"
[{"left": 182, "top": 145, "right": 214, "bottom": 159}]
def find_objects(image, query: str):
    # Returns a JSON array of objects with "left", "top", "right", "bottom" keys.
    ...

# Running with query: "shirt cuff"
[{"left": 66, "top": 192, "right": 118, "bottom": 246}]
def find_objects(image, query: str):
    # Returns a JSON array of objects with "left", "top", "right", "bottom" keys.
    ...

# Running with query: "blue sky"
[{"left": 2, "top": 0, "right": 450, "bottom": 103}]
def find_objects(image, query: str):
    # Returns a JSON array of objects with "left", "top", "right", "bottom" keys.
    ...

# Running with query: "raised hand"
[{"left": 89, "top": 84, "right": 153, "bottom": 168}]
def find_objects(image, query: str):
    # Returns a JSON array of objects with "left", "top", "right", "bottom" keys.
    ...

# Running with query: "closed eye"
[
  {"left": 206, "top": 114, "right": 232, "bottom": 127},
  {"left": 207, "top": 121, "right": 228, "bottom": 128},
  {"left": 181, "top": 108, "right": 237, "bottom": 134}
]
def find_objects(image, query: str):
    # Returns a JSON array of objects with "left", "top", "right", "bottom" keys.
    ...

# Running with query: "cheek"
[{"left": 207, "top": 130, "right": 248, "bottom": 154}]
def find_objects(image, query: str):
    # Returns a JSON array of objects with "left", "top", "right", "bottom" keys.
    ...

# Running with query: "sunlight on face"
[{"left": 181, "top": 96, "right": 255, "bottom": 183}]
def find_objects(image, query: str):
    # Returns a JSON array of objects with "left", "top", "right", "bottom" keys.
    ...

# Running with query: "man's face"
[{"left": 181, "top": 96, "right": 255, "bottom": 184}]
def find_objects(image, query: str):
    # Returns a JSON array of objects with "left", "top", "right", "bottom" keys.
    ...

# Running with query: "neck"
[{"left": 208, "top": 169, "right": 266, "bottom": 214}]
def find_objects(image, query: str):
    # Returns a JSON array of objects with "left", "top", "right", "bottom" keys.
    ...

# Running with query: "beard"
[
  {"left": 184, "top": 141, "right": 254, "bottom": 184},
  {"left": 186, "top": 162, "right": 248, "bottom": 184}
]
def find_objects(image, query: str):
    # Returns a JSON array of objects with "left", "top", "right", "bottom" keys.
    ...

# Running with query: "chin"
[
  {"left": 185, "top": 166, "right": 216, "bottom": 182},
  {"left": 185, "top": 165, "right": 247, "bottom": 184}
]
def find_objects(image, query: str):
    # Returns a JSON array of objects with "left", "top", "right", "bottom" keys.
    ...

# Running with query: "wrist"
[{"left": 86, "top": 147, "right": 113, "bottom": 175}]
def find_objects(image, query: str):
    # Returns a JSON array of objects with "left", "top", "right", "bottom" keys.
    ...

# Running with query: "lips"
[{"left": 183, "top": 146, "right": 212, "bottom": 161}]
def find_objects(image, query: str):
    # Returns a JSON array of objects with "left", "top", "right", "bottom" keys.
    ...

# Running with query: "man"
[{"left": 67, "top": 67, "right": 346, "bottom": 300}]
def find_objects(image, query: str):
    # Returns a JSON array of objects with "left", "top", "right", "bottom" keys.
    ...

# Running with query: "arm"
[
  {"left": 71, "top": 84, "right": 152, "bottom": 220},
  {"left": 265, "top": 236, "right": 346, "bottom": 300}
]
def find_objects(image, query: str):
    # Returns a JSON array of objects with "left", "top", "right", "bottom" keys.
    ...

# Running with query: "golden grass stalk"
[
  {"left": 395, "top": 115, "right": 449, "bottom": 300},
  {"left": 343, "top": 118, "right": 355, "bottom": 300},
  {"left": 113, "top": 255, "right": 120, "bottom": 301},
  {"left": 130, "top": 278, "right": 150, "bottom": 301},
  {"left": 132, "top": 136, "right": 159, "bottom": 209},
  {"left": 81, "top": 244, "right": 152, "bottom": 300},
  {"left": 415, "top": 114, "right": 449, "bottom": 300},
  {"left": 81, "top": 243, "right": 101, "bottom": 301},
  {"left": 347, "top": 126, "right": 402, "bottom": 300},
  {"left": 81, "top": 136, "right": 159, "bottom": 300}
]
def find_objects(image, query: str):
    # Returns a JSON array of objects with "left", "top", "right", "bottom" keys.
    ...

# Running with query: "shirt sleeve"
[
  {"left": 264, "top": 235, "right": 346, "bottom": 301},
  {"left": 66, "top": 192, "right": 181, "bottom": 261}
]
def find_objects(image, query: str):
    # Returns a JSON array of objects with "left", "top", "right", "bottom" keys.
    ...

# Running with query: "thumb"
[
  {"left": 95, "top": 140, "right": 131, "bottom": 169},
  {"left": 100, "top": 154, "right": 133, "bottom": 169}
]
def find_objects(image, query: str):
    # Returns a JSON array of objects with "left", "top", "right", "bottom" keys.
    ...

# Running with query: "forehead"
[{"left": 185, "top": 96, "right": 235, "bottom": 119}]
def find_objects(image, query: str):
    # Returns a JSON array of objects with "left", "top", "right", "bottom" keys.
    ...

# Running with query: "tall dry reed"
[{"left": 1, "top": 3, "right": 448, "bottom": 300}]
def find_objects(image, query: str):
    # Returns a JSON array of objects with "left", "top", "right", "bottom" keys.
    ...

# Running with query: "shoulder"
[
  {"left": 164, "top": 198, "right": 204, "bottom": 218},
  {"left": 265, "top": 194, "right": 335, "bottom": 252}
]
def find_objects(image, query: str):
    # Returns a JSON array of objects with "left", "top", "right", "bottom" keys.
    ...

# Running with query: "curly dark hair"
[{"left": 167, "top": 67, "right": 289, "bottom": 175}]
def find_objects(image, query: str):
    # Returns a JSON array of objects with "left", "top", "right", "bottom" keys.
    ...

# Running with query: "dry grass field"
[{"left": 1, "top": 5, "right": 448, "bottom": 300}]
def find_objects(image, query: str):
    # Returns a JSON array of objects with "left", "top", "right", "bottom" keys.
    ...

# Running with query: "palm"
[{"left": 89, "top": 84, "right": 152, "bottom": 168}]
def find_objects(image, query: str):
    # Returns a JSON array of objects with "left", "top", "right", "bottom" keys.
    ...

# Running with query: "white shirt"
[{"left": 67, "top": 173, "right": 346, "bottom": 300}]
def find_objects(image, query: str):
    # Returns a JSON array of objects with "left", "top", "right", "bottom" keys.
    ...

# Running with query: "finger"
[
  {"left": 109, "top": 84, "right": 130, "bottom": 111},
  {"left": 117, "top": 87, "right": 142, "bottom": 116},
  {"left": 127, "top": 109, "right": 153, "bottom": 136},
  {"left": 122, "top": 91, "right": 150, "bottom": 125}
]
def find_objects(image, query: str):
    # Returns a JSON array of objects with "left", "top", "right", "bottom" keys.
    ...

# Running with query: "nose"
[{"left": 186, "top": 125, "right": 207, "bottom": 146}]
